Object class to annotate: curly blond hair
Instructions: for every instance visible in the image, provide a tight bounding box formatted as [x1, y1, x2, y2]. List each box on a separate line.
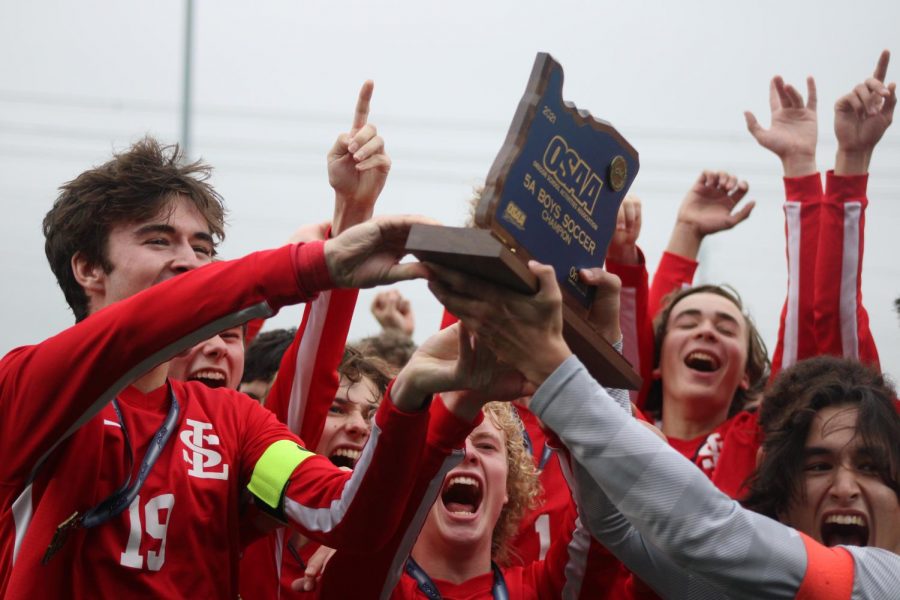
[482, 402, 541, 565]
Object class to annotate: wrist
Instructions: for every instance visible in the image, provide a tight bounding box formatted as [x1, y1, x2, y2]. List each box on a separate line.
[606, 244, 640, 265]
[440, 391, 485, 422]
[330, 193, 375, 235]
[780, 154, 817, 178]
[666, 221, 702, 261]
[528, 343, 572, 385]
[389, 371, 432, 412]
[834, 149, 871, 175]
[599, 324, 622, 347]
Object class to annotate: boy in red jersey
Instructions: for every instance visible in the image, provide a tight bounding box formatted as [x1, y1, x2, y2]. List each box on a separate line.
[0, 128, 460, 598]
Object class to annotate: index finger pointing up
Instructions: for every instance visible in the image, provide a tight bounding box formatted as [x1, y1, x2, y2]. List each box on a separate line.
[873, 49, 890, 82]
[352, 80, 374, 133]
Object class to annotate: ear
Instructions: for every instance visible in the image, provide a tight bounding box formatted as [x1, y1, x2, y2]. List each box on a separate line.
[503, 492, 509, 506]
[755, 446, 764, 469]
[651, 367, 662, 380]
[739, 371, 751, 391]
[71, 251, 106, 296]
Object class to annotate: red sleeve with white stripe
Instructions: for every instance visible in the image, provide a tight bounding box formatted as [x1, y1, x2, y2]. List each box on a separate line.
[606, 249, 652, 409]
[771, 173, 823, 378]
[241, 382, 432, 552]
[264, 288, 359, 447]
[813, 171, 880, 368]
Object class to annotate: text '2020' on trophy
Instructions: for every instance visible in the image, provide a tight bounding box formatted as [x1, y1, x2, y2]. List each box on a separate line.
[407, 52, 641, 389]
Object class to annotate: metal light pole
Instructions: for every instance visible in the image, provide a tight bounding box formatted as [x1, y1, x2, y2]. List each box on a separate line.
[180, 0, 194, 158]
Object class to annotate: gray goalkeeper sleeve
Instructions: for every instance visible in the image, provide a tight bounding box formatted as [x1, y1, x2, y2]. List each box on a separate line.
[530, 356, 900, 600]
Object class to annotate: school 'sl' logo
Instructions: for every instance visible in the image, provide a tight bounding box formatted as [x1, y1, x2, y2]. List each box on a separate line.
[180, 419, 229, 480]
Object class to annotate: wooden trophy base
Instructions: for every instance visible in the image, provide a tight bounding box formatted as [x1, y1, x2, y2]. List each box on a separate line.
[406, 224, 641, 390]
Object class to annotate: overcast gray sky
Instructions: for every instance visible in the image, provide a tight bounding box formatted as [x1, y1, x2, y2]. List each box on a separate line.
[1, 0, 898, 380]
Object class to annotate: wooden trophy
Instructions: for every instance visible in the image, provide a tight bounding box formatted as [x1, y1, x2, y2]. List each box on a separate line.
[407, 52, 641, 389]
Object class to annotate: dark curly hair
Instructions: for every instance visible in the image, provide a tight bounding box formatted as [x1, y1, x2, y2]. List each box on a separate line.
[338, 344, 394, 399]
[743, 356, 899, 518]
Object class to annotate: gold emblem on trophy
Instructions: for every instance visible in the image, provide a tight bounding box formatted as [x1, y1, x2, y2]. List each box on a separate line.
[609, 155, 628, 192]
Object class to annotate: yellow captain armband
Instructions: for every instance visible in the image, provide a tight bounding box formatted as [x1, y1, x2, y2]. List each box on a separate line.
[248, 440, 314, 510]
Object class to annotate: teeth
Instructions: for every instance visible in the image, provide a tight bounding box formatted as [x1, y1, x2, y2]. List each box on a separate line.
[448, 476, 480, 489]
[193, 370, 225, 381]
[450, 510, 474, 515]
[687, 351, 715, 362]
[825, 514, 866, 527]
[333, 448, 361, 460]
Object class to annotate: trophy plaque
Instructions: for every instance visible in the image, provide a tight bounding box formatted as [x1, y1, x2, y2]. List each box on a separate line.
[407, 52, 641, 389]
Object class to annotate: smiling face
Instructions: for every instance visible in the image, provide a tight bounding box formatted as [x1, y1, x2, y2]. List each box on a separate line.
[316, 375, 381, 469]
[420, 417, 510, 554]
[168, 326, 245, 390]
[781, 405, 900, 552]
[657, 292, 751, 422]
[83, 194, 215, 314]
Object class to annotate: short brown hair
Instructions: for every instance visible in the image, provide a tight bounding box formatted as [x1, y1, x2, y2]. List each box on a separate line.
[645, 284, 770, 418]
[43, 137, 226, 321]
[338, 344, 395, 399]
[743, 356, 900, 517]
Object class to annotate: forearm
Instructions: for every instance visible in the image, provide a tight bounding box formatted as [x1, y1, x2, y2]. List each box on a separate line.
[771, 173, 823, 376]
[278, 390, 429, 550]
[663, 222, 703, 261]
[0, 244, 319, 481]
[331, 193, 375, 235]
[647, 251, 697, 318]
[563, 458, 713, 599]
[814, 171, 879, 368]
[530, 357, 807, 599]
[265, 287, 359, 447]
[834, 149, 870, 176]
[606, 257, 651, 406]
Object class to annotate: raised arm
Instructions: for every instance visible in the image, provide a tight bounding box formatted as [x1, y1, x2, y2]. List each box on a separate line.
[266, 81, 391, 446]
[814, 50, 894, 368]
[648, 172, 753, 318]
[746, 75, 822, 376]
[605, 195, 653, 408]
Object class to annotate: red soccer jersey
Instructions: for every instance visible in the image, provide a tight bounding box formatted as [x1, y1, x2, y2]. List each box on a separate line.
[505, 405, 572, 567]
[240, 285, 360, 599]
[0, 243, 426, 598]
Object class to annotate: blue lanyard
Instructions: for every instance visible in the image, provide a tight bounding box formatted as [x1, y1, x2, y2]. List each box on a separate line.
[521, 426, 553, 470]
[405, 557, 508, 600]
[42, 386, 181, 563]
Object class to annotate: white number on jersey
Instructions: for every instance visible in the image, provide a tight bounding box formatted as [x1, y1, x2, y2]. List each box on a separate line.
[535, 513, 551, 561]
[120, 493, 175, 571]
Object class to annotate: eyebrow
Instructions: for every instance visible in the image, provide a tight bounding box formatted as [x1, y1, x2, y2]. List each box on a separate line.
[133, 223, 215, 246]
[802, 447, 834, 458]
[673, 308, 740, 326]
[470, 430, 503, 444]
